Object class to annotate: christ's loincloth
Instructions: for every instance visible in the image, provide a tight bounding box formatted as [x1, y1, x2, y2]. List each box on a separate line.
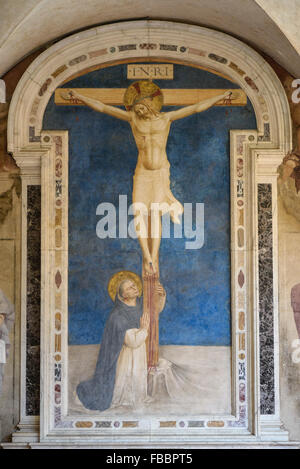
[132, 164, 183, 224]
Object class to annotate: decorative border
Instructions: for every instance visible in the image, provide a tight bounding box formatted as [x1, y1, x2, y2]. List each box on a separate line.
[228, 131, 257, 429]
[40, 133, 70, 431]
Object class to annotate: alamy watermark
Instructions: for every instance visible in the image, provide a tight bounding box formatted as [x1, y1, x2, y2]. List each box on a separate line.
[291, 339, 300, 364]
[291, 79, 300, 104]
[95, 195, 204, 250]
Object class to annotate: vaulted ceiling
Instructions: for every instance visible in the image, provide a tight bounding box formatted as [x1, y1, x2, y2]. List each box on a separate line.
[0, 0, 299, 77]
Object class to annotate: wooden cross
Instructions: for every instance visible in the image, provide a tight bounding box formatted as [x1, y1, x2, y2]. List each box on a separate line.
[55, 86, 246, 369]
[55, 88, 247, 107]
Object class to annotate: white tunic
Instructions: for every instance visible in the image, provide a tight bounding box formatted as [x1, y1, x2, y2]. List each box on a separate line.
[111, 327, 148, 408]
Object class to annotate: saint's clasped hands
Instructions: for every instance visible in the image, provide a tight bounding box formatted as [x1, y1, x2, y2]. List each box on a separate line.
[155, 283, 166, 297]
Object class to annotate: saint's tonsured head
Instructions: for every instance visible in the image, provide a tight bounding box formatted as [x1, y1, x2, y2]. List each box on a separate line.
[118, 279, 139, 301]
[108, 270, 142, 302]
[123, 80, 163, 115]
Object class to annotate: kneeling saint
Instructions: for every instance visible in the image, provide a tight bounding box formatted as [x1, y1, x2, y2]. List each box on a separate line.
[77, 278, 166, 411]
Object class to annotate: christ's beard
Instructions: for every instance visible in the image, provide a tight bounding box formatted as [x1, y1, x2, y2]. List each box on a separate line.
[138, 112, 151, 120]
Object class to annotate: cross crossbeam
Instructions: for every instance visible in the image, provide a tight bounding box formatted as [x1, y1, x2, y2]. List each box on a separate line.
[55, 88, 246, 107]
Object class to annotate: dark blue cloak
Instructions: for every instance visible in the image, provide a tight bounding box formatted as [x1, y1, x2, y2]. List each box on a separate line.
[77, 296, 143, 411]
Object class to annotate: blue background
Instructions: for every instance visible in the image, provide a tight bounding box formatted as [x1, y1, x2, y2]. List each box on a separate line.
[43, 63, 256, 346]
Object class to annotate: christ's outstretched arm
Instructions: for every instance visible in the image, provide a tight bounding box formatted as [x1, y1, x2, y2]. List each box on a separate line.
[167, 90, 237, 121]
[61, 89, 131, 122]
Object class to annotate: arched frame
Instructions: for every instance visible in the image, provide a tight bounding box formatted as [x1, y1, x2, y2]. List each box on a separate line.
[6, 20, 294, 447]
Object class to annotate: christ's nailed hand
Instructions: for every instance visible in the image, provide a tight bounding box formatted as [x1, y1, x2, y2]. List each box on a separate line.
[224, 90, 239, 100]
[60, 89, 77, 100]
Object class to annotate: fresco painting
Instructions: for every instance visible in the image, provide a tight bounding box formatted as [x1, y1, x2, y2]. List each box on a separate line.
[43, 62, 257, 416]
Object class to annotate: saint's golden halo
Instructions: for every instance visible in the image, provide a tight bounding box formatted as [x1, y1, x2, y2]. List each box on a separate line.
[107, 270, 142, 301]
[123, 80, 164, 112]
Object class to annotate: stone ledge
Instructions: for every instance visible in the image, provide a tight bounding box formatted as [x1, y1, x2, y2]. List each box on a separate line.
[1, 441, 300, 449]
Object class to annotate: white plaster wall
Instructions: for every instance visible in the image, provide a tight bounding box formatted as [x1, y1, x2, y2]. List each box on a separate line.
[255, 0, 300, 53]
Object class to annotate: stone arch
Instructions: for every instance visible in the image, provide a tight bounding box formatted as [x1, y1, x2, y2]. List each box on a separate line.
[7, 20, 292, 156]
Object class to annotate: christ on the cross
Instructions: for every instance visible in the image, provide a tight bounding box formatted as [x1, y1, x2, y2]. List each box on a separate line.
[61, 81, 237, 274]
